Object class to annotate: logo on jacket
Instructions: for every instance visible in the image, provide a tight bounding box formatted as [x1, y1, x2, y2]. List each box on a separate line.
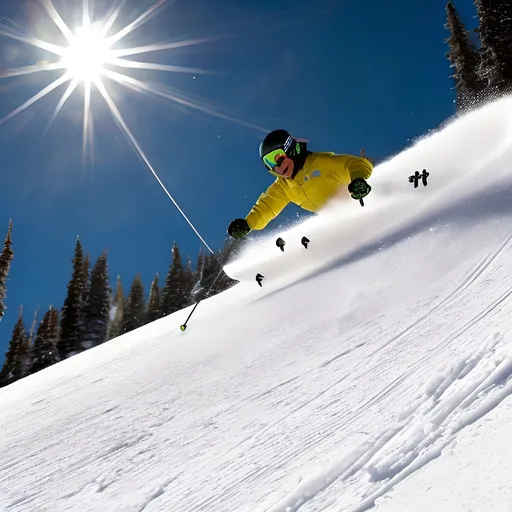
[303, 169, 320, 182]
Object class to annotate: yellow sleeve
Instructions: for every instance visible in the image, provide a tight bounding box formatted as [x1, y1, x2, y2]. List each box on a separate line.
[245, 180, 290, 231]
[313, 153, 373, 184]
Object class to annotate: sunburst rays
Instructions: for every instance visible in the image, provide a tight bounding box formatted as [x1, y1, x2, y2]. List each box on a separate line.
[0, 0, 264, 252]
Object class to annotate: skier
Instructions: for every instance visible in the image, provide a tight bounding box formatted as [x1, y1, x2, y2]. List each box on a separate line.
[227, 129, 374, 239]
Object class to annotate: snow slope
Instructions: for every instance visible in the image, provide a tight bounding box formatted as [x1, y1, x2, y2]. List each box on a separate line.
[2, 95, 512, 512]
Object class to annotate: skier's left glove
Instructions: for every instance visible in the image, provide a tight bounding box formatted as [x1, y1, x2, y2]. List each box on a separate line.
[348, 177, 371, 206]
[228, 218, 251, 239]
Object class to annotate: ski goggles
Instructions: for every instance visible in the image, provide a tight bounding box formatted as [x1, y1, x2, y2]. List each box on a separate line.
[262, 148, 288, 176]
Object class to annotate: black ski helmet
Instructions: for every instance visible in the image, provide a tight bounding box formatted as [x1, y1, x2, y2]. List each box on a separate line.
[259, 129, 308, 176]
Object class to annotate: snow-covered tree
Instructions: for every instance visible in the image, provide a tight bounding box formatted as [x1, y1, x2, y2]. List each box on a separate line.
[445, 1, 486, 109]
[474, 0, 512, 93]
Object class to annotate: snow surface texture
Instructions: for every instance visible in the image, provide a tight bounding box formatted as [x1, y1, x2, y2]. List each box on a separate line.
[2, 95, 512, 512]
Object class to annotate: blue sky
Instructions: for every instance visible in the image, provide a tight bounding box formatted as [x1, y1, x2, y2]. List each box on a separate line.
[0, 0, 478, 361]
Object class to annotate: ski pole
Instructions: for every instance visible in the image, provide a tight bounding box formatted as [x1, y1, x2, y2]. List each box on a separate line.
[180, 267, 227, 331]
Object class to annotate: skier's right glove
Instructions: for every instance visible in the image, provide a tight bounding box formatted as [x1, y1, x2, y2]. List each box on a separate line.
[348, 177, 371, 206]
[228, 218, 251, 239]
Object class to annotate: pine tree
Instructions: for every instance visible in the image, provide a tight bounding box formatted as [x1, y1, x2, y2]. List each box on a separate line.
[0, 311, 29, 386]
[107, 275, 124, 340]
[82, 253, 110, 350]
[0, 219, 14, 321]
[123, 275, 146, 333]
[47, 306, 59, 343]
[445, 2, 486, 109]
[30, 307, 59, 374]
[474, 0, 512, 93]
[57, 238, 85, 359]
[78, 253, 91, 344]
[82, 253, 91, 306]
[146, 273, 161, 323]
[160, 242, 190, 317]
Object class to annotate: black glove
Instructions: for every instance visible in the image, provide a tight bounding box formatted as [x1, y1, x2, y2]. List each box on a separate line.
[348, 177, 371, 206]
[228, 218, 251, 239]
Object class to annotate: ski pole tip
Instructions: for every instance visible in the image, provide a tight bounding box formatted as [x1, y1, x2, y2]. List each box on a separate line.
[180, 324, 187, 331]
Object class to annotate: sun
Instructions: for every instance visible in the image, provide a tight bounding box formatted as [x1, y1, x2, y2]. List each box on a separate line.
[61, 24, 111, 83]
[0, 0, 266, 253]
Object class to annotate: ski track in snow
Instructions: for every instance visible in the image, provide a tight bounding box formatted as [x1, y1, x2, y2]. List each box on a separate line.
[3, 95, 512, 512]
[253, 222, 512, 511]
[263, 332, 512, 512]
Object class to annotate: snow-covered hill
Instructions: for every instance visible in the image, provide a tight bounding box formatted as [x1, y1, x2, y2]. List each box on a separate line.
[2, 95, 512, 512]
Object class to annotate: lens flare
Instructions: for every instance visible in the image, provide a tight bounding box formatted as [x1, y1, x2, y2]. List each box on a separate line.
[0, 0, 267, 253]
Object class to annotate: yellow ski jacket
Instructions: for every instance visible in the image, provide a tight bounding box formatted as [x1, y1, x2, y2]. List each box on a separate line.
[245, 152, 373, 231]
